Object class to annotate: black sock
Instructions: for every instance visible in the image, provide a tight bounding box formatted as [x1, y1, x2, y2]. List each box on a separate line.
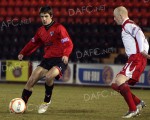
[44, 83, 54, 103]
[21, 89, 32, 104]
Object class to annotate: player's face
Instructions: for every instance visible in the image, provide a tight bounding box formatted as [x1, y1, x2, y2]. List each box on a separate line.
[40, 13, 52, 25]
[113, 11, 122, 25]
[114, 14, 121, 25]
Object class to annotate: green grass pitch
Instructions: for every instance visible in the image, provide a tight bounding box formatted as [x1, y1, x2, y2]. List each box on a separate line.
[0, 83, 149, 120]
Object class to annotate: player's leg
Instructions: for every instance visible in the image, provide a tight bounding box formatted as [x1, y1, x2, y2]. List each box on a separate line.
[44, 66, 60, 103]
[127, 79, 141, 105]
[112, 54, 147, 118]
[128, 80, 146, 111]
[38, 66, 60, 113]
[113, 74, 139, 118]
[127, 55, 147, 111]
[111, 81, 141, 106]
[115, 74, 137, 111]
[112, 77, 146, 116]
[22, 66, 48, 104]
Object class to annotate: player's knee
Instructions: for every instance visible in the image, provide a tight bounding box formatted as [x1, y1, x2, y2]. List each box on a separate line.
[45, 73, 53, 80]
[45, 79, 54, 86]
[113, 76, 121, 86]
[45, 74, 54, 84]
[114, 74, 128, 86]
[115, 79, 122, 86]
[115, 78, 127, 86]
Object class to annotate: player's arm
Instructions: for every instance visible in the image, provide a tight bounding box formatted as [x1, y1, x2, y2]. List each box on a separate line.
[125, 24, 150, 59]
[58, 25, 73, 64]
[135, 30, 150, 59]
[18, 31, 43, 60]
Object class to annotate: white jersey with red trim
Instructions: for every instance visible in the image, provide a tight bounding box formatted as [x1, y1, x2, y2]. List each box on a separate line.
[121, 19, 149, 57]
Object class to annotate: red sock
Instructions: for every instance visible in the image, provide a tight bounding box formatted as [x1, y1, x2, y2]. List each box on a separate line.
[132, 94, 141, 105]
[111, 83, 141, 106]
[111, 83, 119, 92]
[119, 83, 136, 111]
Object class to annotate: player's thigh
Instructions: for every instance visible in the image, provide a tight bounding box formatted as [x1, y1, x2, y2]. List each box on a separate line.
[45, 66, 60, 85]
[45, 66, 60, 80]
[114, 74, 129, 86]
[27, 66, 48, 86]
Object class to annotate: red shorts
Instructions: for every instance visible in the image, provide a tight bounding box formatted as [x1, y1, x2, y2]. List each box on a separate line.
[118, 53, 147, 85]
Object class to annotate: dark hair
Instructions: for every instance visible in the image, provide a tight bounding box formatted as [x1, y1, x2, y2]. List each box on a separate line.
[39, 6, 53, 17]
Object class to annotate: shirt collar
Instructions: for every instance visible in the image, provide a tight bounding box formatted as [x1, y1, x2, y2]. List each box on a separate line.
[44, 21, 55, 30]
[122, 18, 129, 25]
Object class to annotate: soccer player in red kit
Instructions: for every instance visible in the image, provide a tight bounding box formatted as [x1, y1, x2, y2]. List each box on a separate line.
[18, 6, 73, 113]
[112, 6, 150, 118]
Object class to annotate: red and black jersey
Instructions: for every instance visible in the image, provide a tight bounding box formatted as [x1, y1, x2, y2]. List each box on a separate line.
[19, 21, 73, 58]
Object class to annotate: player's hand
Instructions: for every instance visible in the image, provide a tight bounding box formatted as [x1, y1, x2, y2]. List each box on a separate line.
[141, 51, 150, 59]
[146, 54, 150, 59]
[62, 56, 68, 64]
[18, 54, 24, 61]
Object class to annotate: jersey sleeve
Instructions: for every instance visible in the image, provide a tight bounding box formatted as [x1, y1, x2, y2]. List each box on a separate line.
[125, 23, 148, 53]
[57, 25, 73, 57]
[19, 30, 43, 56]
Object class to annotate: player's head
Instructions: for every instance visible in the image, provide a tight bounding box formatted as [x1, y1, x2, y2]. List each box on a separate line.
[39, 6, 53, 25]
[113, 6, 128, 25]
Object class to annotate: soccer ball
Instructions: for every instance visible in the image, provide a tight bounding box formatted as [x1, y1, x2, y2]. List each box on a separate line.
[9, 98, 26, 113]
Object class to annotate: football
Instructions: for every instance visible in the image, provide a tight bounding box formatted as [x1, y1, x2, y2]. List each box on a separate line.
[9, 98, 26, 114]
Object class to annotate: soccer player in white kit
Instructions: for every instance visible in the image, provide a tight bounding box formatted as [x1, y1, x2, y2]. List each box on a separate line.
[111, 6, 150, 118]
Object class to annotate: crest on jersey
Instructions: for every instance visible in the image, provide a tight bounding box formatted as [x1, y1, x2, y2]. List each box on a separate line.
[50, 31, 54, 36]
[31, 37, 35, 42]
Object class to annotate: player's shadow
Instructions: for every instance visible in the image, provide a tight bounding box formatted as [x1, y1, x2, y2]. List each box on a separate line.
[52, 109, 98, 114]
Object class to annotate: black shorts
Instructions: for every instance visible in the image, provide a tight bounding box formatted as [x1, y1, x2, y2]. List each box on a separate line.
[38, 57, 67, 80]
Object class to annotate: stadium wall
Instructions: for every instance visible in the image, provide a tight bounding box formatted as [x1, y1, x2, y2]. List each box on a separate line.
[0, 61, 150, 88]
[76, 64, 150, 88]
